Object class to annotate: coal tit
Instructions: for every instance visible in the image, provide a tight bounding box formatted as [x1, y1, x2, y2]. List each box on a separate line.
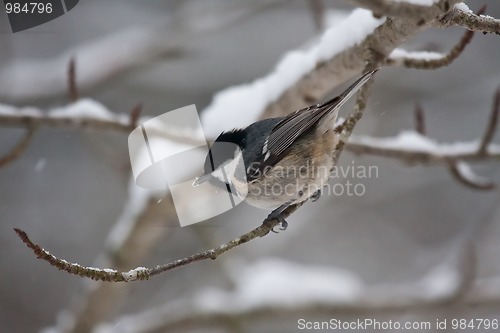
[194, 70, 377, 229]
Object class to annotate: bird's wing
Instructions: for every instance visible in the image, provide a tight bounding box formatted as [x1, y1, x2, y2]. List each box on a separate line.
[261, 69, 377, 168]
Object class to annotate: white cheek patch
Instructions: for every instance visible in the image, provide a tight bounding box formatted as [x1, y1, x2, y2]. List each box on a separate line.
[212, 151, 244, 183]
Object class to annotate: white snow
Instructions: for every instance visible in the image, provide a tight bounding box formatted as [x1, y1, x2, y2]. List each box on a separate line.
[201, 9, 384, 137]
[94, 257, 485, 333]
[351, 130, 500, 156]
[0, 27, 174, 100]
[0, 98, 131, 124]
[0, 103, 42, 116]
[122, 267, 147, 281]
[455, 161, 491, 185]
[49, 99, 123, 121]
[390, 48, 444, 61]
[195, 258, 363, 312]
[389, 0, 437, 5]
[454, 2, 471, 13]
[416, 264, 460, 298]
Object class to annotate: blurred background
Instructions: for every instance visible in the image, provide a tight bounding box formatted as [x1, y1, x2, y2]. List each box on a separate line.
[1, 1, 500, 332]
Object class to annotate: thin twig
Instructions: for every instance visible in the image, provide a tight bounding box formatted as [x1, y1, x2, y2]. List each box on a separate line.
[479, 89, 500, 155]
[1, 0, 289, 102]
[411, 99, 494, 190]
[261, 0, 462, 119]
[387, 27, 474, 69]
[414, 102, 426, 135]
[448, 162, 495, 190]
[307, 0, 325, 31]
[129, 103, 143, 129]
[350, 0, 453, 22]
[0, 127, 36, 168]
[0, 107, 133, 132]
[2, 100, 499, 171]
[347, 90, 500, 190]
[346, 138, 500, 163]
[68, 57, 79, 102]
[13, 204, 303, 282]
[66, 196, 176, 333]
[0, 102, 204, 146]
[100, 275, 500, 333]
[13, 67, 380, 282]
[438, 5, 500, 34]
[346, 88, 500, 166]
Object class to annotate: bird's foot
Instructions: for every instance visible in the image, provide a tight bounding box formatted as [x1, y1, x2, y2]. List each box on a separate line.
[311, 190, 321, 202]
[266, 209, 288, 233]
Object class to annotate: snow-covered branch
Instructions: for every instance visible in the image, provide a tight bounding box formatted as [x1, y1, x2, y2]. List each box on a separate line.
[438, 3, 500, 33]
[351, 0, 452, 22]
[0, 0, 287, 102]
[254, 0, 463, 120]
[387, 22, 476, 69]
[5, 1, 500, 332]
[14, 203, 305, 283]
[347, 89, 500, 189]
[348, 132, 500, 164]
[93, 254, 497, 333]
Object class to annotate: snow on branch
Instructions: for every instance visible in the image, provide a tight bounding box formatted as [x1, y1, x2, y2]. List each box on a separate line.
[350, 0, 447, 22]
[13, 203, 304, 282]
[0, 0, 286, 102]
[438, 3, 500, 34]
[11, 62, 380, 283]
[5, 3, 500, 332]
[0, 27, 182, 102]
[348, 131, 500, 163]
[258, 0, 463, 120]
[387, 17, 478, 70]
[201, 8, 384, 136]
[347, 89, 500, 189]
[93, 255, 497, 333]
[0, 99, 204, 148]
[201, 0, 466, 135]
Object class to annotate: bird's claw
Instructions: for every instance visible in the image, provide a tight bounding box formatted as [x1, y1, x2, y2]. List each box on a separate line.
[268, 212, 288, 233]
[311, 190, 321, 202]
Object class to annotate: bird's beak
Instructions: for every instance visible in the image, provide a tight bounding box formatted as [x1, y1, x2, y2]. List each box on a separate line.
[192, 174, 211, 187]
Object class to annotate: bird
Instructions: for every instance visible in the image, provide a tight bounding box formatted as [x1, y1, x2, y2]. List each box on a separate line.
[193, 69, 378, 230]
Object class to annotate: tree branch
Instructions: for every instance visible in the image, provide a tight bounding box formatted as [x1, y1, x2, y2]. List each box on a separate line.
[448, 162, 495, 190]
[0, 0, 288, 102]
[68, 57, 79, 102]
[414, 103, 426, 135]
[0, 101, 205, 147]
[13, 203, 304, 282]
[479, 89, 500, 155]
[0, 126, 36, 168]
[347, 89, 500, 168]
[100, 276, 500, 333]
[350, 0, 454, 22]
[260, 0, 462, 119]
[386, 25, 475, 69]
[438, 5, 500, 34]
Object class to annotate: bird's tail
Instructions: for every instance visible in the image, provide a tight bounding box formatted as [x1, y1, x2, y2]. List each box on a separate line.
[319, 68, 379, 110]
